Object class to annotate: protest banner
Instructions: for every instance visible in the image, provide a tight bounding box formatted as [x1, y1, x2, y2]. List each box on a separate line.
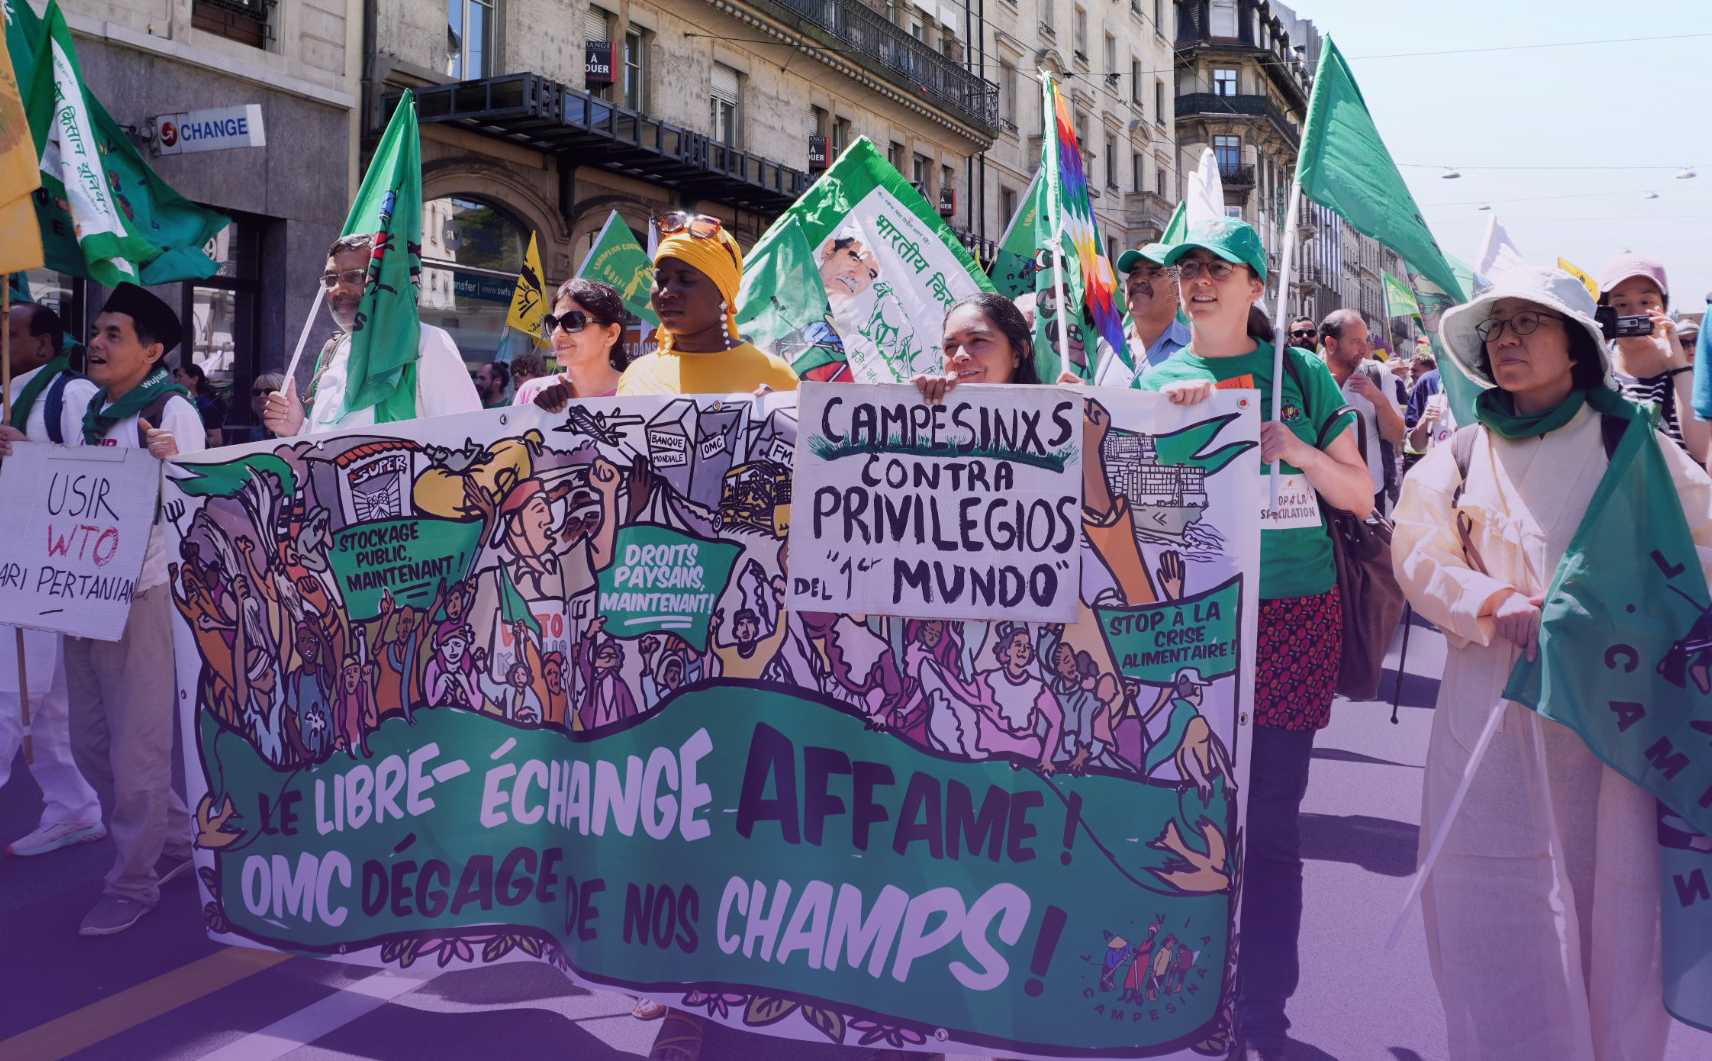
[0, 444, 158, 639]
[165, 388, 1261, 1058]
[739, 138, 993, 385]
[790, 382, 1083, 623]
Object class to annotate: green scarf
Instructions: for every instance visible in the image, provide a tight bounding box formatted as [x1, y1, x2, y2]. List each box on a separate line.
[1473, 384, 1641, 439]
[7, 354, 71, 432]
[82, 364, 191, 445]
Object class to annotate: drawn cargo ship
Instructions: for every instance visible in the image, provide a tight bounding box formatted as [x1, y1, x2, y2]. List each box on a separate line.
[1102, 432, 1209, 540]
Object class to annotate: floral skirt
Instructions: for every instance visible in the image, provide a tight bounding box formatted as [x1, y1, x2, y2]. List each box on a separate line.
[1254, 585, 1341, 731]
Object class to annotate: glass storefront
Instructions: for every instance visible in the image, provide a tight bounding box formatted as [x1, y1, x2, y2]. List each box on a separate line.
[420, 196, 528, 370]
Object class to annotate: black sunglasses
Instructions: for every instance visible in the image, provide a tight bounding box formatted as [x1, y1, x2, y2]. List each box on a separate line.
[542, 310, 590, 335]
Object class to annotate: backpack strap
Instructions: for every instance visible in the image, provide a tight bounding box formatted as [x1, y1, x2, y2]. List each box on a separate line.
[134, 391, 180, 448]
[42, 370, 72, 445]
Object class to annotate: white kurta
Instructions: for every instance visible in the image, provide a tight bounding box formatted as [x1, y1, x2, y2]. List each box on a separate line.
[301, 323, 481, 434]
[1392, 404, 1712, 1061]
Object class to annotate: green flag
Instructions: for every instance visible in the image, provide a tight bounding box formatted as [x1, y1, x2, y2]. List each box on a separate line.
[1161, 201, 1188, 245]
[8, 0, 227, 284]
[733, 216, 841, 374]
[988, 172, 1044, 300]
[498, 559, 541, 638]
[1296, 37, 1463, 304]
[1501, 393, 1712, 1029]
[1382, 270, 1418, 320]
[338, 91, 421, 423]
[577, 210, 658, 327]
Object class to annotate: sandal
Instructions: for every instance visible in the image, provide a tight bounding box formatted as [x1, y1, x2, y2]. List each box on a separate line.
[632, 997, 668, 1020]
[647, 1009, 705, 1061]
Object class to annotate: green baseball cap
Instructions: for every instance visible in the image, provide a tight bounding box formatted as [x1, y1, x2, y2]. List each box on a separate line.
[1160, 217, 1268, 282]
[1115, 243, 1171, 273]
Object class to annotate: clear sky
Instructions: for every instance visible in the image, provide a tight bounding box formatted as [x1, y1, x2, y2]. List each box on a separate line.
[1287, 0, 1711, 311]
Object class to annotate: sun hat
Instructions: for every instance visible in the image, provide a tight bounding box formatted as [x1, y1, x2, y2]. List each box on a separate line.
[1597, 252, 1669, 299]
[1160, 217, 1268, 282]
[1438, 263, 1610, 387]
[1115, 243, 1171, 273]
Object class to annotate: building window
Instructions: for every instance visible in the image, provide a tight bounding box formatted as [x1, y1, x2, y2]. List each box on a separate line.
[1131, 58, 1143, 105]
[1133, 151, 1143, 192]
[1000, 185, 1017, 222]
[445, 0, 495, 79]
[1074, 113, 1090, 157]
[1106, 134, 1118, 189]
[1210, 0, 1238, 38]
[1001, 61, 1018, 126]
[191, 0, 272, 48]
[912, 153, 931, 191]
[1154, 0, 1163, 29]
[1213, 68, 1237, 96]
[889, 141, 906, 170]
[1041, 0, 1055, 34]
[711, 62, 741, 146]
[420, 196, 529, 370]
[623, 28, 647, 110]
[1157, 165, 1167, 198]
[1155, 78, 1165, 122]
[1073, 6, 1087, 58]
[585, 7, 610, 97]
[1214, 135, 1241, 174]
[833, 116, 851, 155]
[1103, 33, 1116, 77]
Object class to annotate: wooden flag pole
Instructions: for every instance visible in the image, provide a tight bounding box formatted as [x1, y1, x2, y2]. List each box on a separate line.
[1, 279, 32, 765]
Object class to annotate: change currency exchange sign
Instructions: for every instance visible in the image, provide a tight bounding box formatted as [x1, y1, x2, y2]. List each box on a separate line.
[165, 390, 1261, 1059]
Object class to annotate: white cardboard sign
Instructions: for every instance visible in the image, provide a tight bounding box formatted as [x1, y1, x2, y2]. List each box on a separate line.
[0, 444, 159, 640]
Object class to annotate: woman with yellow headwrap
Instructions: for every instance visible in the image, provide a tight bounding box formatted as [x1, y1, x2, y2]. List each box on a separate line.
[617, 213, 800, 397]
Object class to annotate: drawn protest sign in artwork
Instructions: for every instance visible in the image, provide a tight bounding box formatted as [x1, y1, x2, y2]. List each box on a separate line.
[0, 444, 159, 640]
[165, 388, 1260, 1059]
[791, 382, 1084, 623]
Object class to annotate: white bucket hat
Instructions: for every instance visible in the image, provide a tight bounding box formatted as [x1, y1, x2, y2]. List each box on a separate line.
[1439, 263, 1611, 387]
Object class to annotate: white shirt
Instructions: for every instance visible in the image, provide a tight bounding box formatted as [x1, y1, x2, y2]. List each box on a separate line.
[91, 392, 205, 593]
[11, 362, 97, 445]
[1335, 362, 1402, 494]
[302, 323, 481, 434]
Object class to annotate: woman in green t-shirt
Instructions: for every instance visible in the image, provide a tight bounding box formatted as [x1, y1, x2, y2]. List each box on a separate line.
[1136, 217, 1369, 1061]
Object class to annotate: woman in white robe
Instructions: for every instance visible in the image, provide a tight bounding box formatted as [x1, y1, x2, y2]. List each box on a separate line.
[1392, 264, 1712, 1060]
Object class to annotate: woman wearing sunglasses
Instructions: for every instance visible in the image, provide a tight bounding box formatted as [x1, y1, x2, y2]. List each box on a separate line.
[522, 279, 631, 411]
[617, 213, 798, 398]
[1392, 264, 1712, 1060]
[1134, 218, 1370, 1061]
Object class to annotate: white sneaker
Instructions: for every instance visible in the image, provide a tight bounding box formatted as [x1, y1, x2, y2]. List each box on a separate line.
[8, 820, 106, 857]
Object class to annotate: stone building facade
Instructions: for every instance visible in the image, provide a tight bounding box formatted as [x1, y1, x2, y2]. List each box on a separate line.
[31, 0, 358, 430]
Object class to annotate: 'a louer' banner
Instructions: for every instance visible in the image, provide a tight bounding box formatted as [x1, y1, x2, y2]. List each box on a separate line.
[164, 387, 1260, 1059]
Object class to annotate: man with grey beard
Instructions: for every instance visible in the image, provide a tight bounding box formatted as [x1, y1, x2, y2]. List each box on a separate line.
[262, 234, 480, 435]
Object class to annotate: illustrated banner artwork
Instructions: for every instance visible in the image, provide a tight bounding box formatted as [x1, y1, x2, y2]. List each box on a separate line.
[166, 390, 1260, 1059]
[0, 444, 158, 640]
[790, 383, 1084, 623]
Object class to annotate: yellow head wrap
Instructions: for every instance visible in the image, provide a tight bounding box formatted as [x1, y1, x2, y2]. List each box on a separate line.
[653, 227, 744, 351]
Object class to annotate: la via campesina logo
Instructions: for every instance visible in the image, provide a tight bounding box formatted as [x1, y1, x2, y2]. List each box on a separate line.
[1279, 401, 1305, 425]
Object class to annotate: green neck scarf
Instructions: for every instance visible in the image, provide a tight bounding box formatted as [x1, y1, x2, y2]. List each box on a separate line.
[7, 354, 71, 432]
[1474, 386, 1588, 439]
[82, 364, 191, 445]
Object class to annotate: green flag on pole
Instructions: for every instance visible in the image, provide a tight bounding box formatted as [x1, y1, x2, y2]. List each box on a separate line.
[734, 216, 842, 374]
[497, 559, 542, 638]
[337, 91, 422, 423]
[989, 172, 1045, 300]
[1501, 392, 1712, 1030]
[9, 0, 227, 284]
[1297, 37, 1464, 304]
[1382, 270, 1419, 320]
[577, 210, 658, 327]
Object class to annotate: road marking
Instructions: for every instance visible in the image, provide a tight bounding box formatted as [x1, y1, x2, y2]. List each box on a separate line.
[188, 968, 436, 1061]
[0, 946, 290, 1061]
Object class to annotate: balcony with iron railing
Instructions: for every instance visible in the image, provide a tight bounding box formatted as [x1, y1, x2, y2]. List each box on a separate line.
[1176, 92, 1300, 148]
[1217, 164, 1255, 188]
[734, 0, 1000, 135]
[1124, 190, 1173, 237]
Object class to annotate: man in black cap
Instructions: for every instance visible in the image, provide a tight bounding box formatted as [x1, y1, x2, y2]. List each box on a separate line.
[52, 284, 201, 934]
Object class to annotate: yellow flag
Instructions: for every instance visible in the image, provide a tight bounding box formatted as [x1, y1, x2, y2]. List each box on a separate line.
[1558, 257, 1599, 301]
[505, 232, 548, 338]
[0, 39, 43, 274]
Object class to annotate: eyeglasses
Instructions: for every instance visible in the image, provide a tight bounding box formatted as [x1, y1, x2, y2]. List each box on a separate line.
[1681, 335, 1698, 349]
[542, 310, 590, 335]
[1474, 310, 1564, 343]
[319, 268, 367, 288]
[656, 212, 724, 239]
[252, 387, 273, 396]
[1171, 259, 1238, 282]
[1289, 329, 1317, 341]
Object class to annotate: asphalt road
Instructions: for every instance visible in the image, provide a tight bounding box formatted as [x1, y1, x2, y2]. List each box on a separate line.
[3, 616, 1708, 1061]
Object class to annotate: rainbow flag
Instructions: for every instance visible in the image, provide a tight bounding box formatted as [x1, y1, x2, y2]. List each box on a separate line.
[1037, 72, 1130, 385]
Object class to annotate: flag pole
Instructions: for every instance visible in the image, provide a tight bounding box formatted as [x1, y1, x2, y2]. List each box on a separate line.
[279, 281, 328, 396]
[1267, 181, 1304, 510]
[1, 280, 30, 766]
